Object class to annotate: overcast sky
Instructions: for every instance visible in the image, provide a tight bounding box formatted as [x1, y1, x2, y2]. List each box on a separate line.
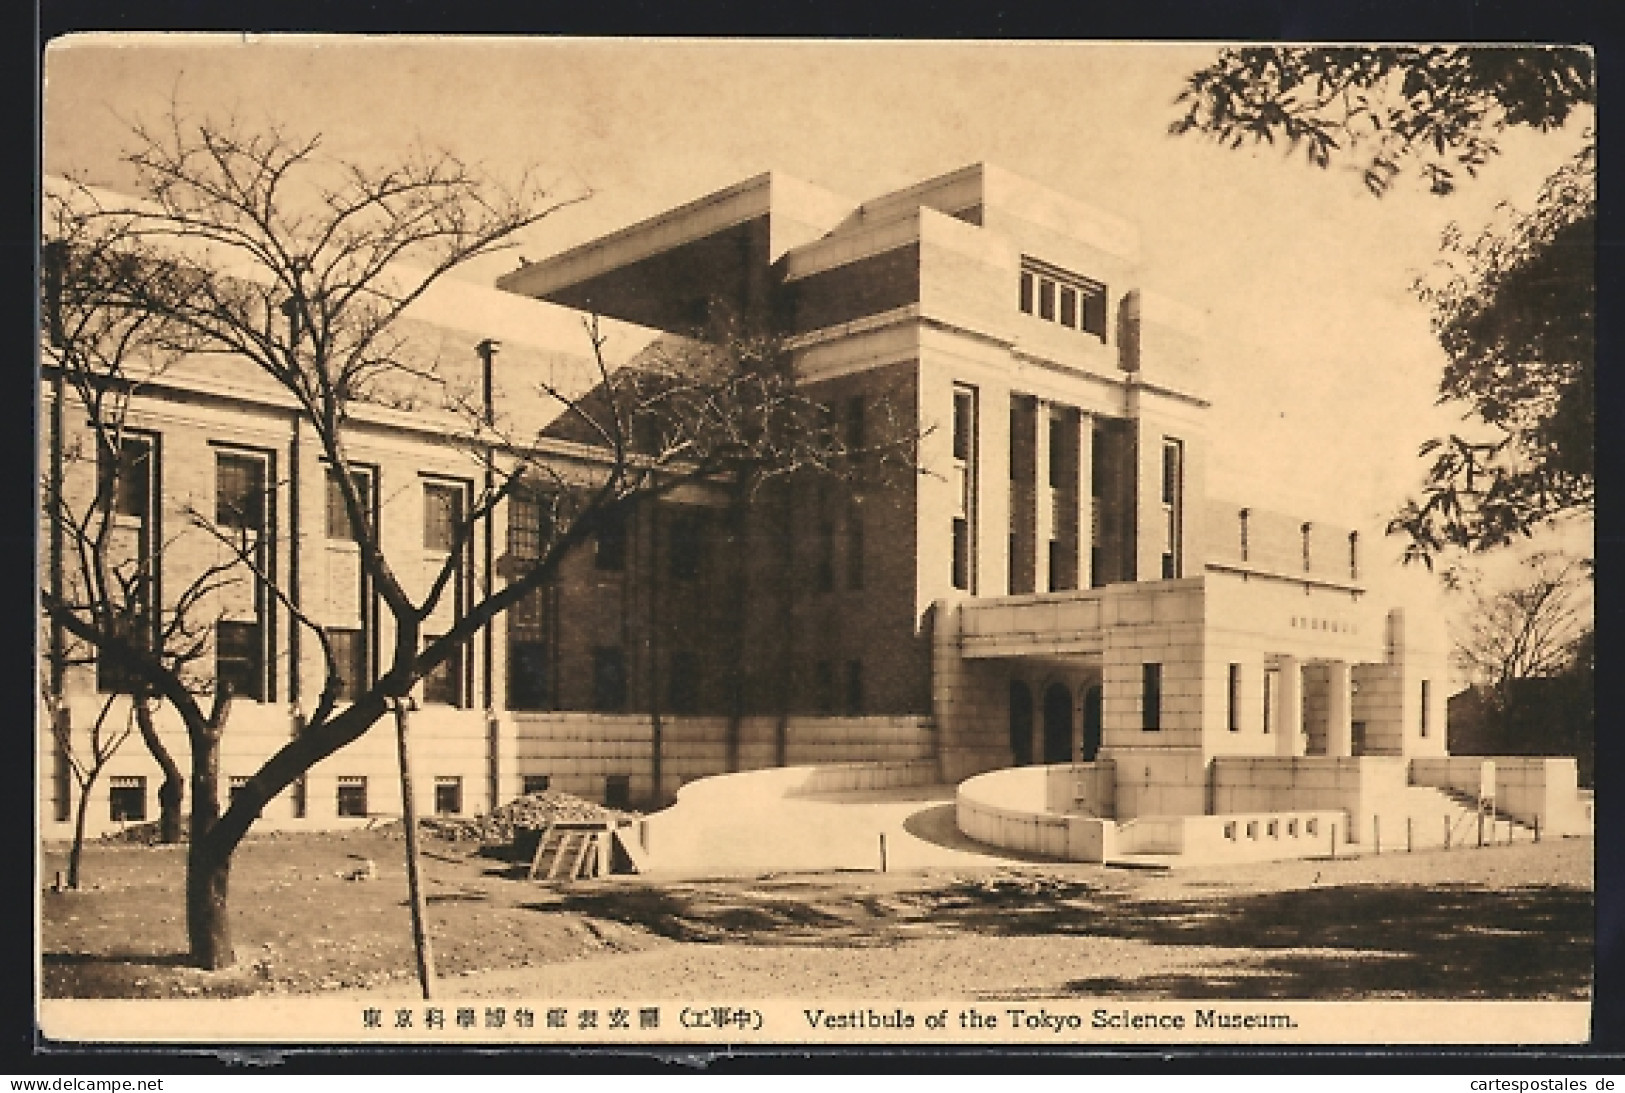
[42, 35, 1593, 584]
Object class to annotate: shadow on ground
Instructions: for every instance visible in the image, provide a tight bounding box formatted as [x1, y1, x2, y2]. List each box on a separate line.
[554, 876, 1591, 999]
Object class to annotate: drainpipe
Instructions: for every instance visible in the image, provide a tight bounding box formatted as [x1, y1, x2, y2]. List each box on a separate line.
[476, 339, 500, 807]
[43, 241, 65, 700]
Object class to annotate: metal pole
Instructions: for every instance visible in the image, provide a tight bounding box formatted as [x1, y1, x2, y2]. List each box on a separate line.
[392, 698, 436, 999]
[1329, 822, 1336, 858]
[1406, 816, 1413, 853]
[1373, 815, 1380, 856]
[879, 832, 888, 873]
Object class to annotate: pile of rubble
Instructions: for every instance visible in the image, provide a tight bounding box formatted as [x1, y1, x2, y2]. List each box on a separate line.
[415, 790, 639, 845]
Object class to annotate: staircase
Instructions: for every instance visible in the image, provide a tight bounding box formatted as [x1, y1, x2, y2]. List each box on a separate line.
[1383, 785, 1538, 850]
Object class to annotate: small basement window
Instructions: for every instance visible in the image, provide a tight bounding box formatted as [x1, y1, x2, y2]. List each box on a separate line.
[434, 776, 463, 816]
[522, 774, 551, 795]
[108, 775, 146, 822]
[604, 775, 631, 810]
[336, 776, 368, 818]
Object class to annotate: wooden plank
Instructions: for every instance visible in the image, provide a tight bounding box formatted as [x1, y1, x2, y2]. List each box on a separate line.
[568, 829, 593, 880]
[526, 822, 556, 881]
[546, 832, 577, 880]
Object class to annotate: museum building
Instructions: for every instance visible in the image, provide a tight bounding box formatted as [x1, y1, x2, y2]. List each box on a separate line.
[42, 164, 1587, 860]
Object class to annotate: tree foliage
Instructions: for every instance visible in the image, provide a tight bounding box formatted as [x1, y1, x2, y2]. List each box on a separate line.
[1170, 46, 1594, 195]
[1390, 143, 1594, 560]
[1172, 46, 1595, 563]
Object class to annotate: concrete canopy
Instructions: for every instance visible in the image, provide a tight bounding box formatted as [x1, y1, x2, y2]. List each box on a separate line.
[496, 171, 852, 335]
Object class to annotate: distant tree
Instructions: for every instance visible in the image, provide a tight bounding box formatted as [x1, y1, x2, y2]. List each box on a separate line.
[1445, 553, 1592, 777]
[1170, 46, 1593, 196]
[1450, 552, 1591, 716]
[1170, 47, 1595, 562]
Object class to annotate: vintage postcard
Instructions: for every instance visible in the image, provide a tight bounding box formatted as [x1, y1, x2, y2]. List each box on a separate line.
[37, 36, 1595, 1048]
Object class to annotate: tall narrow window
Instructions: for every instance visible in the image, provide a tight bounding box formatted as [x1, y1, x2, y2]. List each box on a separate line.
[326, 627, 367, 702]
[1239, 508, 1250, 562]
[1228, 664, 1241, 732]
[508, 488, 552, 560]
[813, 661, 835, 715]
[1420, 679, 1432, 738]
[1301, 522, 1313, 572]
[668, 510, 703, 580]
[216, 619, 265, 701]
[423, 481, 465, 553]
[215, 452, 266, 531]
[97, 433, 158, 694]
[507, 490, 553, 712]
[595, 507, 627, 571]
[812, 487, 838, 591]
[845, 502, 864, 591]
[326, 466, 374, 541]
[1019, 269, 1035, 314]
[843, 395, 865, 462]
[1348, 531, 1360, 580]
[592, 647, 626, 712]
[101, 434, 154, 520]
[1161, 439, 1183, 579]
[1263, 669, 1275, 734]
[1142, 663, 1162, 732]
[951, 385, 977, 591]
[423, 635, 466, 707]
[669, 650, 700, 714]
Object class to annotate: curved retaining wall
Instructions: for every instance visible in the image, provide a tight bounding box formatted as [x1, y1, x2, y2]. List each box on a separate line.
[955, 766, 1115, 862]
[637, 760, 939, 875]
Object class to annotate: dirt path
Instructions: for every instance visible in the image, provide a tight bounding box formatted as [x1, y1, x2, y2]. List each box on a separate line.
[358, 837, 1594, 1002]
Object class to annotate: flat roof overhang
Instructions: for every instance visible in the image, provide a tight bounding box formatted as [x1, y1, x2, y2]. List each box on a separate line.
[497, 172, 851, 336]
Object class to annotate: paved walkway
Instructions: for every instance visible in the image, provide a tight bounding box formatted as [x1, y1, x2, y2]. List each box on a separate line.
[637, 768, 1055, 878]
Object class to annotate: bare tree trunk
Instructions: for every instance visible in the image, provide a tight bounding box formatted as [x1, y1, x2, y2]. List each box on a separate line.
[67, 776, 95, 891]
[186, 699, 232, 970]
[392, 699, 436, 999]
[185, 842, 233, 970]
[134, 697, 185, 844]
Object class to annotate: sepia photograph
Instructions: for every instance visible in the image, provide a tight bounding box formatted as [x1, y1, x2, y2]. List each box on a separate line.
[36, 36, 1596, 1047]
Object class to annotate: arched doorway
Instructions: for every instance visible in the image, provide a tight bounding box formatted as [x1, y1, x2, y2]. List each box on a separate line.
[1008, 681, 1034, 766]
[1081, 684, 1103, 762]
[1042, 683, 1073, 764]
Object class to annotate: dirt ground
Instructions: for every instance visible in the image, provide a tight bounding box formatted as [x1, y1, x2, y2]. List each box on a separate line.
[40, 830, 1593, 1001]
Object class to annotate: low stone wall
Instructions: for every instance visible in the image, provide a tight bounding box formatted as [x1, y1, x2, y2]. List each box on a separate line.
[1410, 755, 1495, 801]
[790, 759, 938, 795]
[1212, 755, 1407, 844]
[42, 699, 935, 840]
[955, 767, 1115, 862]
[1116, 811, 1346, 862]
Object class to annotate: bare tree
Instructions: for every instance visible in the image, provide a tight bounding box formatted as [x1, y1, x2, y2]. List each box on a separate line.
[43, 110, 915, 972]
[42, 199, 231, 847]
[1450, 552, 1592, 715]
[44, 686, 132, 890]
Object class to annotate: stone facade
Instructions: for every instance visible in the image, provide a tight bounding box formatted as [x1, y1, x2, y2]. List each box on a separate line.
[45, 162, 1521, 856]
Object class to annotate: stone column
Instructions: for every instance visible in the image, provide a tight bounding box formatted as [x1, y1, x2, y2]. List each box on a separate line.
[1275, 655, 1304, 757]
[1326, 659, 1353, 758]
[1035, 401, 1054, 592]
